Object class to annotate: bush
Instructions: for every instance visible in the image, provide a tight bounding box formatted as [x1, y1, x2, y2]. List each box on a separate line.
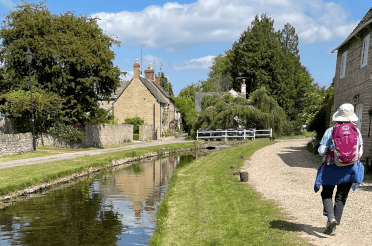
[87, 108, 117, 125]
[124, 117, 144, 134]
[48, 123, 86, 145]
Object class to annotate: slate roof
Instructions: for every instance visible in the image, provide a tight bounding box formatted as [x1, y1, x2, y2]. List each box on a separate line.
[332, 7, 372, 53]
[112, 76, 171, 104]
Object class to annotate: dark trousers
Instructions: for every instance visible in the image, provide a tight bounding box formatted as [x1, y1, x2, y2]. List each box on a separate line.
[321, 182, 352, 225]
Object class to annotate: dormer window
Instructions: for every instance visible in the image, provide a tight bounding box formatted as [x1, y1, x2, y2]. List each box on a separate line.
[340, 51, 347, 79]
[361, 34, 370, 68]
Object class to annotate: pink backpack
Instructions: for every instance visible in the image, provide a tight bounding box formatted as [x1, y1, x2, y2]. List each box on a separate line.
[324, 123, 360, 169]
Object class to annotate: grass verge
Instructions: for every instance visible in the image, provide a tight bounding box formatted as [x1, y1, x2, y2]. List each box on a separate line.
[149, 140, 313, 246]
[0, 151, 60, 163]
[275, 132, 314, 140]
[0, 142, 195, 196]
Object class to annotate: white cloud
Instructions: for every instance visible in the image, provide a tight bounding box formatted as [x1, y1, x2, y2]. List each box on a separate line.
[92, 0, 358, 49]
[172, 55, 216, 70]
[0, 0, 14, 9]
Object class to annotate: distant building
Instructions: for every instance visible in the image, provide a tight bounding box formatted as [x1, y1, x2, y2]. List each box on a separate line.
[102, 60, 180, 139]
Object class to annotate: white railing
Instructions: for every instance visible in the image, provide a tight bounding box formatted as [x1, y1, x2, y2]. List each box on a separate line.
[196, 128, 272, 141]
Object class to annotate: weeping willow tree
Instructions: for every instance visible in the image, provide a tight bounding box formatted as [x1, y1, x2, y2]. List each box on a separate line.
[190, 87, 289, 138]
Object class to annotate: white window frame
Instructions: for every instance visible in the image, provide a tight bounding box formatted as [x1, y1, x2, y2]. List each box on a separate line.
[340, 51, 347, 79]
[361, 34, 370, 68]
[355, 103, 363, 132]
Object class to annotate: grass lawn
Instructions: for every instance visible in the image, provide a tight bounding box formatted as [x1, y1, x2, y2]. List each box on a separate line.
[0, 142, 195, 196]
[149, 140, 313, 246]
[0, 151, 59, 163]
[0, 142, 136, 163]
[275, 132, 314, 140]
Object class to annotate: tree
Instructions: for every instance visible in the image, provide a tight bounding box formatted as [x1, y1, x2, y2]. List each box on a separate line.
[0, 2, 123, 124]
[159, 72, 174, 96]
[279, 23, 300, 59]
[190, 87, 289, 138]
[0, 88, 65, 134]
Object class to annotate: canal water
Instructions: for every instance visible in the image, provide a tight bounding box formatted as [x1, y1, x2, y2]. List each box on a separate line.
[0, 153, 200, 245]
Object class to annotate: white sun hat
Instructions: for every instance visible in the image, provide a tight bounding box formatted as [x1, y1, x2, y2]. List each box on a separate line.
[332, 103, 358, 122]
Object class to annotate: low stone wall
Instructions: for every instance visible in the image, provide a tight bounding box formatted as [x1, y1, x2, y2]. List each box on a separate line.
[37, 134, 83, 149]
[85, 124, 133, 147]
[0, 133, 33, 157]
[158, 136, 176, 141]
[139, 124, 153, 141]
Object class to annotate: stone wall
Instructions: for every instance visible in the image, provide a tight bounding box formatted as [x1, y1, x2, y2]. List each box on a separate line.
[37, 134, 83, 149]
[0, 133, 33, 157]
[85, 124, 133, 147]
[0, 118, 15, 134]
[113, 77, 162, 139]
[333, 30, 372, 157]
[139, 124, 153, 141]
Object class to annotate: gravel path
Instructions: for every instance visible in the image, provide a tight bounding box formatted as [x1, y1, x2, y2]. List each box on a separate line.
[241, 139, 372, 246]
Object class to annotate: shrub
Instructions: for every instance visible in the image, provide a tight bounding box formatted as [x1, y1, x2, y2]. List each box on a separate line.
[124, 117, 144, 134]
[48, 123, 86, 145]
[87, 108, 117, 125]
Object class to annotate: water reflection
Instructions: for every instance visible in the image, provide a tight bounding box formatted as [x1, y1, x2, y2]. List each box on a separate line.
[0, 154, 197, 245]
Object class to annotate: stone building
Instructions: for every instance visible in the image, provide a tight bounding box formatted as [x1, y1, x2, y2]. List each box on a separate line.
[108, 59, 179, 139]
[332, 7, 372, 156]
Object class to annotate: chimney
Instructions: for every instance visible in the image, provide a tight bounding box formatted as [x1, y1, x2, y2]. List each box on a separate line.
[133, 59, 140, 79]
[144, 63, 155, 82]
[155, 72, 161, 85]
[241, 78, 246, 98]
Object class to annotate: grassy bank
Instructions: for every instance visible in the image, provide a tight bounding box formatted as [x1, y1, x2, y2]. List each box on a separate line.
[0, 142, 195, 196]
[0, 142, 135, 163]
[149, 141, 313, 246]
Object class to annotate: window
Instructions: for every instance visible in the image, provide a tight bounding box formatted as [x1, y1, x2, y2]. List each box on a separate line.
[355, 103, 363, 132]
[361, 34, 370, 68]
[340, 51, 347, 79]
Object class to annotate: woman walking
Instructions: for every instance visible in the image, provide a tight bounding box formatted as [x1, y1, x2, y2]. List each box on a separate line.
[314, 103, 365, 235]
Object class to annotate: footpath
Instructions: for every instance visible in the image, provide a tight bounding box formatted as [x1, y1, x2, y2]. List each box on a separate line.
[0, 138, 193, 170]
[241, 138, 372, 246]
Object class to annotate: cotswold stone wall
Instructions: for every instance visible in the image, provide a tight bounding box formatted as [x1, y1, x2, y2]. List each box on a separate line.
[139, 124, 153, 141]
[85, 124, 133, 147]
[0, 133, 33, 157]
[37, 134, 83, 149]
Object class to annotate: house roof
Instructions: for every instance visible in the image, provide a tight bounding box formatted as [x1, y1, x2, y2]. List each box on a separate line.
[97, 80, 131, 101]
[332, 7, 372, 53]
[112, 76, 170, 104]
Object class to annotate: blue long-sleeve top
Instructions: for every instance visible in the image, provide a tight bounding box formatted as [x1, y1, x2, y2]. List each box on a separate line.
[314, 126, 365, 193]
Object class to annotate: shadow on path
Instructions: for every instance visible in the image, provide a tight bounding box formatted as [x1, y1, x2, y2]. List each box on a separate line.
[277, 145, 322, 170]
[270, 220, 328, 239]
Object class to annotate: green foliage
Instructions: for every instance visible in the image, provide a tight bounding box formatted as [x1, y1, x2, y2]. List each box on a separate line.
[133, 134, 139, 140]
[206, 14, 313, 121]
[0, 88, 65, 134]
[0, 2, 123, 123]
[190, 87, 289, 138]
[307, 86, 333, 141]
[159, 72, 174, 96]
[124, 116, 144, 134]
[48, 122, 86, 145]
[86, 108, 117, 125]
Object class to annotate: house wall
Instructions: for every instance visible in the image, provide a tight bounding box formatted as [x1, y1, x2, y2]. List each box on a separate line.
[113, 78, 162, 139]
[0, 118, 15, 134]
[333, 31, 372, 157]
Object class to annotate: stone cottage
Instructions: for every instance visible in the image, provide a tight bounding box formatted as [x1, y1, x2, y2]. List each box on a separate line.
[332, 7, 372, 156]
[108, 59, 179, 139]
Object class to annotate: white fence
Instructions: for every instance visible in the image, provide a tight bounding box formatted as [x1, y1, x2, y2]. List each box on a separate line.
[196, 128, 272, 141]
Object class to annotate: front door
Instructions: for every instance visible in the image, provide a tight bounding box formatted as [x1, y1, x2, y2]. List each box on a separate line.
[355, 103, 363, 132]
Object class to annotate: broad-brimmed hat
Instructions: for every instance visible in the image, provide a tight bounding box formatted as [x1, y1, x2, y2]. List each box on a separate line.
[332, 103, 358, 122]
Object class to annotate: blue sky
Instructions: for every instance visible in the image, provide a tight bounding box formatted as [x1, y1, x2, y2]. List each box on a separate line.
[0, 0, 371, 96]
